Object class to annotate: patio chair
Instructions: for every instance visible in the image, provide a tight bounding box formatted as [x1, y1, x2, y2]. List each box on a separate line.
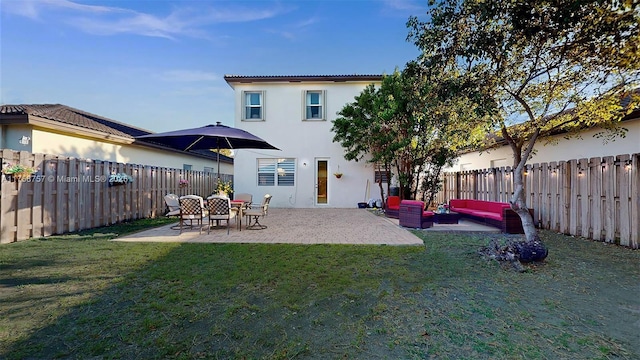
[244, 194, 272, 230]
[206, 195, 237, 235]
[164, 193, 181, 218]
[178, 195, 208, 234]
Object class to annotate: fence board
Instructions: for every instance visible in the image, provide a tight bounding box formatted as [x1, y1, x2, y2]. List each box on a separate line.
[16, 151, 31, 240]
[618, 155, 631, 247]
[590, 158, 603, 240]
[55, 157, 66, 235]
[603, 156, 615, 243]
[631, 154, 639, 248]
[530, 164, 541, 225]
[43, 155, 55, 236]
[578, 158, 589, 238]
[560, 161, 570, 234]
[569, 159, 579, 235]
[32, 153, 44, 238]
[68, 158, 77, 233]
[1, 149, 15, 243]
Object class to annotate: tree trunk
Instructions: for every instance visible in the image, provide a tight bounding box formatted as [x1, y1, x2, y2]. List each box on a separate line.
[511, 167, 548, 262]
[378, 178, 385, 208]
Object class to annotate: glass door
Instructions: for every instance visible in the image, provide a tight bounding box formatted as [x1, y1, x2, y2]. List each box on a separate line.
[316, 159, 328, 205]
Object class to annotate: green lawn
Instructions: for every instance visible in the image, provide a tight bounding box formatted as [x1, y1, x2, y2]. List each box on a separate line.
[1, 219, 638, 359]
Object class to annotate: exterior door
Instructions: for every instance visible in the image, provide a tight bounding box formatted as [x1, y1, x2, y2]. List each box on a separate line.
[316, 159, 328, 205]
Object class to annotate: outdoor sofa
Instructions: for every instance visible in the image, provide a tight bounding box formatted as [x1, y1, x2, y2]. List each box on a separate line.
[448, 199, 530, 234]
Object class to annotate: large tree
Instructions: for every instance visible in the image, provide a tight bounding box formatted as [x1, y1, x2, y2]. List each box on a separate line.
[332, 69, 458, 205]
[408, 0, 640, 261]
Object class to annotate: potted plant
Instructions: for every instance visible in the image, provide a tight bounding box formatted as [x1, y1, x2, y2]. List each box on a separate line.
[334, 166, 343, 179]
[216, 179, 233, 197]
[179, 178, 189, 188]
[2, 162, 38, 181]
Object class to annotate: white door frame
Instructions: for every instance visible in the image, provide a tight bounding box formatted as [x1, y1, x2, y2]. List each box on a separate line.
[315, 158, 329, 206]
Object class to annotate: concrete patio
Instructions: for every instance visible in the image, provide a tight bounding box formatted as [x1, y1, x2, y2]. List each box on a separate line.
[115, 208, 499, 245]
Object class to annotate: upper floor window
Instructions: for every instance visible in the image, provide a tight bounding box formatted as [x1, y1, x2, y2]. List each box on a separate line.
[183, 164, 192, 171]
[243, 91, 264, 120]
[304, 90, 325, 120]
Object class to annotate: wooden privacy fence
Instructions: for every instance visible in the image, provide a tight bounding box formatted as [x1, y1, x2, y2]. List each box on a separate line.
[435, 153, 639, 249]
[1, 150, 232, 243]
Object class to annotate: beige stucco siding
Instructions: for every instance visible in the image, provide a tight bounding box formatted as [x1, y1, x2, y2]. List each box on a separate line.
[30, 128, 232, 173]
[450, 119, 640, 171]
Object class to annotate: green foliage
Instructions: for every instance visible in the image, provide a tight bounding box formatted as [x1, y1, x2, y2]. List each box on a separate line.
[1, 162, 38, 175]
[216, 179, 233, 194]
[407, 0, 639, 240]
[332, 68, 458, 201]
[408, 0, 639, 159]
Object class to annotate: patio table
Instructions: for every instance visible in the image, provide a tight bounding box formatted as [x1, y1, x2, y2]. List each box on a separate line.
[433, 211, 461, 224]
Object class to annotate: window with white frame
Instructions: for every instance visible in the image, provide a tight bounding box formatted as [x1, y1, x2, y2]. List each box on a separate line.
[243, 91, 264, 120]
[304, 90, 325, 120]
[258, 158, 295, 186]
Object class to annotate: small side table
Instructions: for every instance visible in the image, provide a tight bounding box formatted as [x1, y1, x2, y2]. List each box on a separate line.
[433, 211, 461, 224]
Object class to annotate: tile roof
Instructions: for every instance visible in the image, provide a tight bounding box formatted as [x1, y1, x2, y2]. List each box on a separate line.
[0, 104, 151, 138]
[0, 104, 232, 163]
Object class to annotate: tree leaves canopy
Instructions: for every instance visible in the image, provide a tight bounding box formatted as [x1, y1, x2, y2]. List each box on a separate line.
[408, 0, 640, 162]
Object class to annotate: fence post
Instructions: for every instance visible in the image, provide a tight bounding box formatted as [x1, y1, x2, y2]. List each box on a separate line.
[631, 153, 639, 249]
[602, 156, 616, 243]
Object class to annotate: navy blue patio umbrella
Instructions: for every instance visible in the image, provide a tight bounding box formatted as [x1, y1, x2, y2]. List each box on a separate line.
[135, 122, 279, 177]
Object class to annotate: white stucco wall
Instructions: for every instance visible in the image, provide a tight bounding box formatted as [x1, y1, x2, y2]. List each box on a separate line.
[231, 80, 381, 208]
[29, 128, 233, 173]
[449, 118, 640, 171]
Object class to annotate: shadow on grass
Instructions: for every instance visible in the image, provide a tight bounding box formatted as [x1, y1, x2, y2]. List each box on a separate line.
[1, 228, 639, 359]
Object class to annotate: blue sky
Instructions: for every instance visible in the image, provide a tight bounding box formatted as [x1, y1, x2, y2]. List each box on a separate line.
[1, 0, 426, 132]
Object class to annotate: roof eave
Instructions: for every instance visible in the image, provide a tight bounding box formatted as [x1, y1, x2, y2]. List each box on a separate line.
[224, 74, 383, 87]
[26, 115, 136, 144]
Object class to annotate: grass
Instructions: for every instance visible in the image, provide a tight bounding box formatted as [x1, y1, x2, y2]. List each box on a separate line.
[1, 218, 638, 359]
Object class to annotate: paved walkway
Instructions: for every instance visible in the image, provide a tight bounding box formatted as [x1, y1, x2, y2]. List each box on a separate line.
[115, 208, 498, 245]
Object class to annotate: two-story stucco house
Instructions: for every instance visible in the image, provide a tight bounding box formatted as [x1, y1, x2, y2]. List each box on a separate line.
[224, 75, 383, 208]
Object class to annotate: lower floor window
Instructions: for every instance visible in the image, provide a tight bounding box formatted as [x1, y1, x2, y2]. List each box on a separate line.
[258, 158, 295, 186]
[374, 170, 389, 183]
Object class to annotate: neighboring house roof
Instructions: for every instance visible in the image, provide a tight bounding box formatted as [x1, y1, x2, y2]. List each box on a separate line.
[0, 104, 233, 164]
[459, 91, 640, 154]
[224, 74, 383, 85]
[1, 104, 150, 138]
